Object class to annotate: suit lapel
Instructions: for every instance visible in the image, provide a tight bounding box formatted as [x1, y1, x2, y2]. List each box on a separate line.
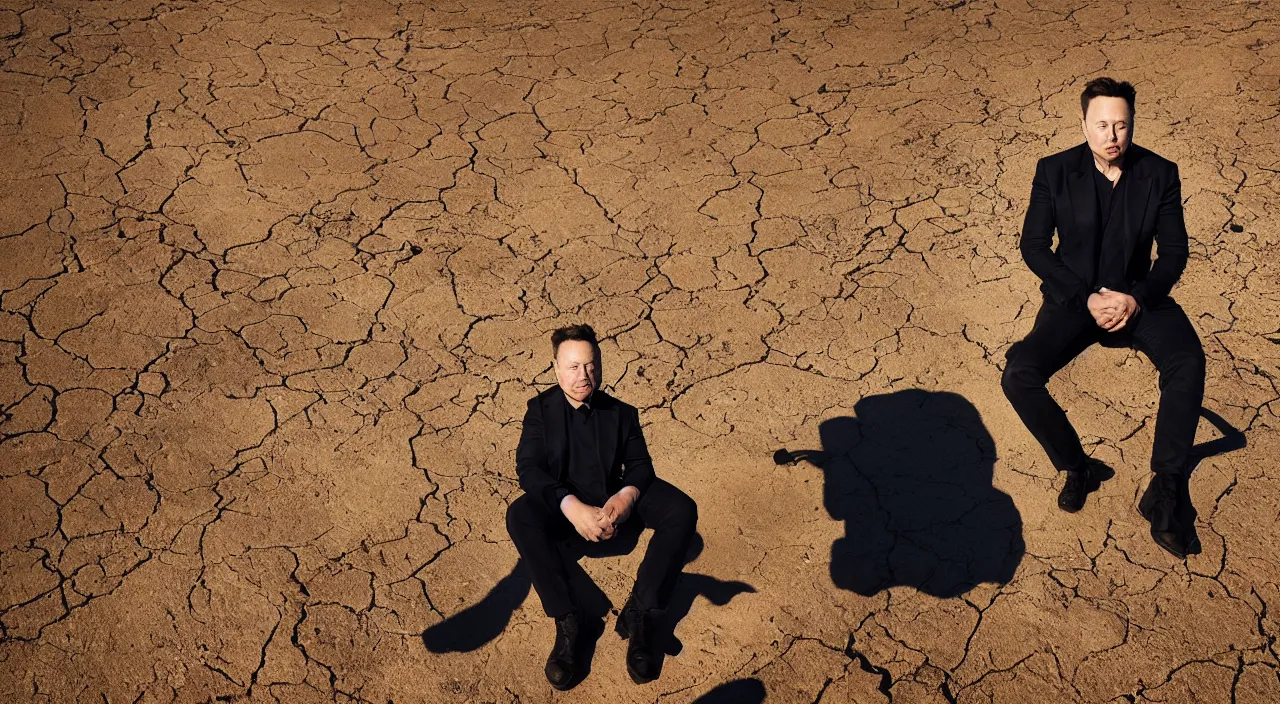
[595, 392, 620, 480]
[1121, 170, 1152, 263]
[542, 389, 569, 479]
[1066, 144, 1098, 245]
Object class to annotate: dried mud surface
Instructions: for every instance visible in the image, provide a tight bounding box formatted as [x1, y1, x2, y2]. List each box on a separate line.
[2, 1, 1279, 702]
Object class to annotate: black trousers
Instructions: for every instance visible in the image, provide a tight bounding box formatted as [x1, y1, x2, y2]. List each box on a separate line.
[1002, 297, 1205, 475]
[506, 478, 698, 618]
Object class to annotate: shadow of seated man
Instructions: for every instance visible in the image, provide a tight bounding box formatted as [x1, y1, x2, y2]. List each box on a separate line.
[422, 531, 755, 681]
[505, 324, 698, 690]
[692, 678, 767, 704]
[777, 389, 1024, 599]
[637, 533, 754, 663]
[1165, 407, 1249, 556]
[421, 559, 533, 654]
[419, 523, 646, 657]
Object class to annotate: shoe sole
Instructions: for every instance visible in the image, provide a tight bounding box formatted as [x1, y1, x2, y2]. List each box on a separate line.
[546, 664, 578, 691]
[626, 667, 655, 685]
[1149, 527, 1187, 559]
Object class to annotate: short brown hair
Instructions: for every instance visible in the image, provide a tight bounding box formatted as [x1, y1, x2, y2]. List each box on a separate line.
[1081, 77, 1136, 117]
[551, 324, 599, 357]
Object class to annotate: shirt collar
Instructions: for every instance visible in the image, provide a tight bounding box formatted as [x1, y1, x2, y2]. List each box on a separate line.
[565, 391, 594, 413]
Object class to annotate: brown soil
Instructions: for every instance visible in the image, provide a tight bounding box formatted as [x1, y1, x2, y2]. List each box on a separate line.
[2, 1, 1278, 702]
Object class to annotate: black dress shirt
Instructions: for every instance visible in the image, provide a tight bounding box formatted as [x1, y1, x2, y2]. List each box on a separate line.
[1093, 166, 1115, 231]
[565, 398, 608, 505]
[1093, 166, 1128, 292]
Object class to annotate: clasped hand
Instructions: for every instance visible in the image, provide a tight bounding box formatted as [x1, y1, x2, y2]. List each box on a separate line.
[561, 487, 639, 542]
[1087, 288, 1139, 332]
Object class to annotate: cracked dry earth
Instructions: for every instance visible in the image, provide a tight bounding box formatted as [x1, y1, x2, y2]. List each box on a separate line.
[1, 0, 1279, 702]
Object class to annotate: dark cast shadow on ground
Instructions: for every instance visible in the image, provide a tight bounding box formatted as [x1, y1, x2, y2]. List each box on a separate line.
[420, 522, 646, 677]
[775, 389, 1024, 598]
[622, 533, 755, 664]
[422, 530, 754, 683]
[693, 677, 767, 703]
[419, 558, 534, 653]
[1173, 407, 1248, 555]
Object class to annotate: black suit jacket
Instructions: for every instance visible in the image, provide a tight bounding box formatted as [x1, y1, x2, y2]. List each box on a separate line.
[515, 387, 656, 510]
[1021, 142, 1189, 312]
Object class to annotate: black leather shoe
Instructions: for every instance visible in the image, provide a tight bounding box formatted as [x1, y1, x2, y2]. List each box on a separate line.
[1057, 467, 1091, 513]
[615, 600, 658, 684]
[545, 611, 581, 690]
[1138, 473, 1188, 559]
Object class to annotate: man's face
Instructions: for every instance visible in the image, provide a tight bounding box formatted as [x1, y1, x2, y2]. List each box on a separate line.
[553, 340, 600, 405]
[1081, 95, 1133, 164]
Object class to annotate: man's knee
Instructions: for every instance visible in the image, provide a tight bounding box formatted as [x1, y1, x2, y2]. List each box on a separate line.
[1158, 344, 1206, 382]
[668, 491, 698, 533]
[647, 482, 698, 533]
[506, 494, 540, 536]
[1001, 362, 1044, 402]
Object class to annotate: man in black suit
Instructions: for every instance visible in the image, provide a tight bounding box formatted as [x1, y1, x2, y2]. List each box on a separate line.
[507, 324, 698, 689]
[1002, 77, 1205, 558]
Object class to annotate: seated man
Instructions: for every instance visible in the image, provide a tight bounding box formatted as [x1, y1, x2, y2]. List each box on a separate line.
[506, 324, 698, 689]
[1002, 77, 1206, 558]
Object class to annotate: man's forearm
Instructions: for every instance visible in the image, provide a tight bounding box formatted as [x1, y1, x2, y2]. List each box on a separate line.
[1023, 244, 1089, 310]
[560, 493, 584, 515]
[1021, 161, 1090, 311]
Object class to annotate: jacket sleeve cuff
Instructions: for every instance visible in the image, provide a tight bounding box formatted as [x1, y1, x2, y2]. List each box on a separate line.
[544, 485, 571, 511]
[1066, 287, 1091, 314]
[621, 473, 654, 496]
